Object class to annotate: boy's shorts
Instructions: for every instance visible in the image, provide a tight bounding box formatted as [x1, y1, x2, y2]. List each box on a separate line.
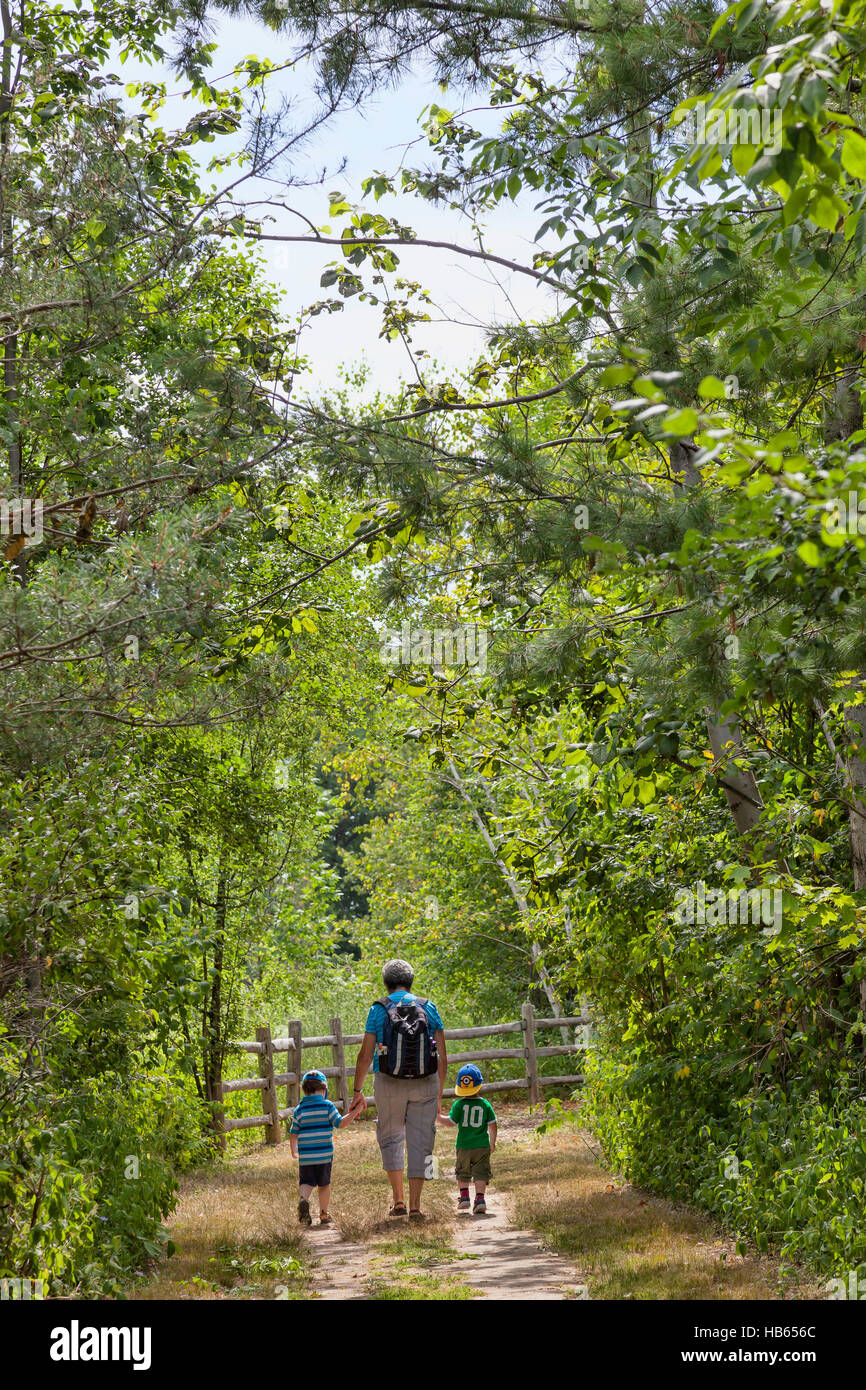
[455, 1147, 491, 1183]
[298, 1161, 332, 1188]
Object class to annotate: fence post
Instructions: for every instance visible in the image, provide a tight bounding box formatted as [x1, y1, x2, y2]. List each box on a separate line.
[257, 1025, 281, 1144]
[522, 1002, 540, 1105]
[331, 1015, 350, 1114]
[213, 1082, 226, 1153]
[287, 1019, 302, 1111]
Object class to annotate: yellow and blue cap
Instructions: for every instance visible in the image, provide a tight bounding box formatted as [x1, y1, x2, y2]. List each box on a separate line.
[455, 1064, 483, 1097]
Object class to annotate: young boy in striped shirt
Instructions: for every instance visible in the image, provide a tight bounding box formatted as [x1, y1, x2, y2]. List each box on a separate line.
[289, 1069, 357, 1226]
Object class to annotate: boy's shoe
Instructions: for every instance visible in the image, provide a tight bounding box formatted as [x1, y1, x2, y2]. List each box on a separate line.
[473, 1195, 487, 1214]
[319, 1212, 332, 1226]
[298, 1198, 312, 1226]
[457, 1195, 471, 1211]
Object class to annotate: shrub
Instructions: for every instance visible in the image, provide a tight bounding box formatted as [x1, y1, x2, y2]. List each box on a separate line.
[582, 1048, 866, 1282]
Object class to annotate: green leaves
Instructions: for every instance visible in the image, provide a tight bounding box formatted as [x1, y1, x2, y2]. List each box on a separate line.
[809, 191, 842, 230]
[841, 131, 866, 180]
[796, 540, 821, 566]
[698, 376, 727, 401]
[663, 408, 699, 436]
[600, 364, 636, 388]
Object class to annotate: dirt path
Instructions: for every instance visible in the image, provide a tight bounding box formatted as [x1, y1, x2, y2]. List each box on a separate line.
[306, 1205, 585, 1301]
[304, 1225, 373, 1301]
[133, 1103, 819, 1301]
[449, 1205, 586, 1299]
[449, 1112, 587, 1299]
[305, 1115, 587, 1301]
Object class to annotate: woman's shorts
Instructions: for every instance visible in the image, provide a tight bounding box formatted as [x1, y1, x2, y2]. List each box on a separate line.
[455, 1147, 491, 1183]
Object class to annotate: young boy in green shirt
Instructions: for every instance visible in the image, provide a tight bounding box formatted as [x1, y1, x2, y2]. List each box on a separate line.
[437, 1064, 497, 1214]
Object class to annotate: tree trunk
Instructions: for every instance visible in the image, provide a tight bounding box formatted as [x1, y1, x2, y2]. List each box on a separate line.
[0, 1, 24, 586]
[845, 699, 866, 894]
[203, 867, 227, 1137]
[669, 438, 778, 859]
[444, 754, 565, 1028]
[621, 43, 772, 862]
[523, 733, 574, 940]
[705, 712, 767, 837]
[825, 370, 866, 1020]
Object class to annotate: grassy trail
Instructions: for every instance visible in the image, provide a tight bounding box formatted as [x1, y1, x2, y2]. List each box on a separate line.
[130, 1104, 821, 1301]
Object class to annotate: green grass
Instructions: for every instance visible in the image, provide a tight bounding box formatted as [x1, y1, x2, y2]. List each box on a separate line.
[364, 1227, 480, 1296]
[366, 1273, 478, 1300]
[375, 1232, 460, 1263]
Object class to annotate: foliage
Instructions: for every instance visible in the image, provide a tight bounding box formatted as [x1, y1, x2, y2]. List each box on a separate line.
[9, 0, 866, 1294]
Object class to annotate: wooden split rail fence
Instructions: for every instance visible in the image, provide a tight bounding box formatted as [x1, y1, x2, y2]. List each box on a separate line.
[218, 1003, 589, 1142]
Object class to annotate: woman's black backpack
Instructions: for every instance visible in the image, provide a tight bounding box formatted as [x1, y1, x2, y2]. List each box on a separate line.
[376, 995, 438, 1078]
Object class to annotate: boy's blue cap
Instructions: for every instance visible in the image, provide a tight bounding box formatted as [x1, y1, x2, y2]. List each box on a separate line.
[302, 1069, 328, 1088]
[456, 1063, 483, 1096]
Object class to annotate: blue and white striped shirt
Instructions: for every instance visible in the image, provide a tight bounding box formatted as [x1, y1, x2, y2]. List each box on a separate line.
[289, 1093, 342, 1161]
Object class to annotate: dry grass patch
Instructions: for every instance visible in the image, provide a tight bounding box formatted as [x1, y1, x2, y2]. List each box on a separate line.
[133, 1102, 813, 1303]
[132, 1118, 464, 1299]
[494, 1120, 823, 1301]
[328, 1119, 456, 1242]
[129, 1142, 309, 1300]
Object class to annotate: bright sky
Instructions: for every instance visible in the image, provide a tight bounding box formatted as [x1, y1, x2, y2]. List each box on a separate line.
[114, 13, 559, 398]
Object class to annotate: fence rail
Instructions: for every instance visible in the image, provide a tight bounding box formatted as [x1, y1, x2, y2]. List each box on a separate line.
[218, 1004, 589, 1139]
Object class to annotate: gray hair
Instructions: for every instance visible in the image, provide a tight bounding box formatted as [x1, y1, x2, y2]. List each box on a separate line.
[382, 958, 415, 991]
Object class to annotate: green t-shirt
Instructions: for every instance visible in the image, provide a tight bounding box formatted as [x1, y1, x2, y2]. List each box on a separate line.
[449, 1096, 497, 1149]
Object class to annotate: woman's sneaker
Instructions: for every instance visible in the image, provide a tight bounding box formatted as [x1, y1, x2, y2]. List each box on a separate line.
[473, 1194, 487, 1214]
[298, 1198, 312, 1226]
